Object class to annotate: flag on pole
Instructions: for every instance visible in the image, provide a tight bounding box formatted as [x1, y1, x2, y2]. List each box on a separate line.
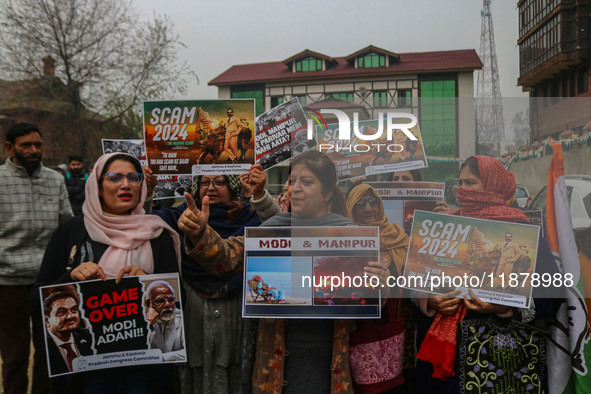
[545, 142, 591, 394]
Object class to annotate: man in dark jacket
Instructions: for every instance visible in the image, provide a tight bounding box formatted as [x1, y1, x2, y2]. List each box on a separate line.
[64, 155, 88, 216]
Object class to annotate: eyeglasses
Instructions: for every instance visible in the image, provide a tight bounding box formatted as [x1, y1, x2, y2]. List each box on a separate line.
[153, 296, 175, 305]
[104, 172, 143, 185]
[199, 179, 227, 189]
[354, 198, 379, 208]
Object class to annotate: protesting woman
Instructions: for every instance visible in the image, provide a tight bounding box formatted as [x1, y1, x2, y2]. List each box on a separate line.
[179, 151, 390, 393]
[412, 155, 562, 393]
[346, 184, 408, 284]
[34, 153, 181, 393]
[153, 172, 263, 393]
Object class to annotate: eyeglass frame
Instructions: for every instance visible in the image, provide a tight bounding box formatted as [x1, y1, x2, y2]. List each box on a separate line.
[199, 179, 228, 189]
[354, 198, 380, 208]
[101, 172, 143, 185]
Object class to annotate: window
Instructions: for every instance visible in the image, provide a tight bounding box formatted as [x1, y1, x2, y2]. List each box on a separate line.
[270, 96, 284, 108]
[398, 89, 412, 107]
[551, 81, 559, 104]
[373, 91, 388, 107]
[358, 53, 386, 68]
[295, 57, 322, 72]
[326, 92, 354, 102]
[231, 87, 264, 116]
[419, 79, 457, 182]
[297, 95, 307, 105]
[577, 69, 588, 94]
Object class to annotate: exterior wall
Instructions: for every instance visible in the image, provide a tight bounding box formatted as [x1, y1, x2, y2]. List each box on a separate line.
[530, 96, 591, 141]
[217, 86, 231, 99]
[509, 144, 591, 197]
[457, 72, 477, 159]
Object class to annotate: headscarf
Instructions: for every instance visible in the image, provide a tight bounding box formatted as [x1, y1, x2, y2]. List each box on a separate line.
[345, 184, 409, 276]
[417, 155, 527, 380]
[451, 155, 528, 222]
[82, 153, 181, 277]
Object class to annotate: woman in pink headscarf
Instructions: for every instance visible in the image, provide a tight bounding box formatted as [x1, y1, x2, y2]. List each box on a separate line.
[35, 153, 181, 393]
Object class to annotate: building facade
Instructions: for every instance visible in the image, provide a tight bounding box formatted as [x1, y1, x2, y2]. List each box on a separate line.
[518, 0, 591, 140]
[210, 45, 482, 186]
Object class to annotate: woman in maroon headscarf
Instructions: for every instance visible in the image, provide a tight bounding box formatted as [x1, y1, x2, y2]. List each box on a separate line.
[411, 155, 562, 393]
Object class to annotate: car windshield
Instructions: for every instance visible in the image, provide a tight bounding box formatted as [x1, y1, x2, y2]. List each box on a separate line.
[530, 186, 574, 212]
[530, 187, 546, 211]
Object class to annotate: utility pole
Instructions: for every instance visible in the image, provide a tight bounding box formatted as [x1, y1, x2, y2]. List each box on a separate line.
[476, 0, 505, 154]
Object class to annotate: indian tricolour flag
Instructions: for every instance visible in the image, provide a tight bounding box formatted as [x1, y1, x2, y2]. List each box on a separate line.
[545, 142, 591, 393]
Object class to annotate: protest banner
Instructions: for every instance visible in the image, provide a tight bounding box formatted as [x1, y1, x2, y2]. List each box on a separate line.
[315, 117, 427, 181]
[101, 139, 191, 200]
[40, 273, 185, 377]
[243, 226, 381, 318]
[369, 181, 445, 232]
[403, 211, 540, 308]
[254, 98, 314, 170]
[143, 100, 255, 175]
[102, 139, 146, 165]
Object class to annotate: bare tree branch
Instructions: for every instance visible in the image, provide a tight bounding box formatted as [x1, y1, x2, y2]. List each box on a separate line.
[0, 0, 196, 152]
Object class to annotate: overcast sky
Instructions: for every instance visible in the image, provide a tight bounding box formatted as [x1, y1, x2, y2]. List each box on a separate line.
[142, 0, 527, 100]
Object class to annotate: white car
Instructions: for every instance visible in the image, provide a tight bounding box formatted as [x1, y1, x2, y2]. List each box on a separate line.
[529, 175, 591, 229]
[514, 184, 531, 207]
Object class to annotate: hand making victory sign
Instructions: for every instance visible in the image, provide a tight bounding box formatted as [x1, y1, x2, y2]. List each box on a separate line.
[178, 192, 210, 243]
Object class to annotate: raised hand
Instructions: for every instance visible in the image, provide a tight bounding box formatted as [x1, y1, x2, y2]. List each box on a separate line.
[178, 192, 210, 243]
[433, 201, 452, 213]
[363, 260, 390, 289]
[247, 164, 267, 200]
[142, 165, 156, 197]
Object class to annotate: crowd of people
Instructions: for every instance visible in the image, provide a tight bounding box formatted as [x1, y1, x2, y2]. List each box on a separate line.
[0, 121, 577, 393]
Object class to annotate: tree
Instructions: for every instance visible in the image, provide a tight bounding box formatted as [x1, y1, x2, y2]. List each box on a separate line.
[0, 0, 195, 156]
[511, 109, 530, 148]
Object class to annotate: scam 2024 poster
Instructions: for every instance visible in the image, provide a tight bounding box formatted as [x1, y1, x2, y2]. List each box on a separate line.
[144, 100, 255, 175]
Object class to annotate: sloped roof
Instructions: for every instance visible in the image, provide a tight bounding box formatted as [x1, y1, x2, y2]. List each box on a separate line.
[210, 48, 483, 86]
[344, 45, 400, 63]
[0, 77, 104, 120]
[282, 49, 337, 67]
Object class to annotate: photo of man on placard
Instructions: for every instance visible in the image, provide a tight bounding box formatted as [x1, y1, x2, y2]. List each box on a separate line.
[43, 291, 93, 375]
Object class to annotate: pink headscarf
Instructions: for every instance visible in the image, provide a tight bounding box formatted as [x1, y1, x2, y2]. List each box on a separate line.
[82, 153, 180, 277]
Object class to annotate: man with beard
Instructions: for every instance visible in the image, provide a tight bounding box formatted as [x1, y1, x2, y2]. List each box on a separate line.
[64, 155, 89, 216]
[0, 122, 72, 393]
[43, 292, 93, 375]
[144, 281, 185, 361]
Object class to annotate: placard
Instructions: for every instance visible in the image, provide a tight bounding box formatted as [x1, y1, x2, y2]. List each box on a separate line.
[369, 181, 445, 232]
[243, 227, 381, 318]
[40, 274, 185, 377]
[403, 211, 540, 308]
[143, 100, 255, 175]
[316, 117, 427, 181]
[101, 139, 191, 200]
[255, 98, 314, 170]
